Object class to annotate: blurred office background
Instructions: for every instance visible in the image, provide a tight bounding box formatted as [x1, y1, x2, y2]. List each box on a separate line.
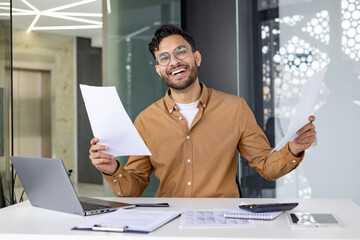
[0, 0, 359, 207]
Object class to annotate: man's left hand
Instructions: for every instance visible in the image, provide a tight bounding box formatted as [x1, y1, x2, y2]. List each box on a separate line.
[289, 115, 317, 156]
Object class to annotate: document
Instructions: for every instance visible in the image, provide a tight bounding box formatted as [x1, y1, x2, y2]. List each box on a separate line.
[80, 84, 151, 156]
[180, 209, 255, 227]
[74, 209, 181, 233]
[270, 67, 327, 155]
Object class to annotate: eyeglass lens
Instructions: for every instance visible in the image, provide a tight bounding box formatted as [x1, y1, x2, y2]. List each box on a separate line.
[157, 46, 190, 66]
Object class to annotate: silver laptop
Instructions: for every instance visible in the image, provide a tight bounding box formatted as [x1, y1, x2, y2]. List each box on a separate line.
[10, 156, 135, 216]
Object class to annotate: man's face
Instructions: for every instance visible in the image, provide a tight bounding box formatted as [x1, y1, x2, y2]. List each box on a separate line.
[154, 34, 201, 90]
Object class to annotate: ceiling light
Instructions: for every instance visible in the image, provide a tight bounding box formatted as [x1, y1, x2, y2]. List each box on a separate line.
[21, 0, 39, 13]
[10, 0, 102, 32]
[42, 13, 102, 25]
[44, 0, 96, 13]
[106, 0, 111, 14]
[32, 25, 102, 30]
[50, 12, 102, 17]
[27, 13, 40, 32]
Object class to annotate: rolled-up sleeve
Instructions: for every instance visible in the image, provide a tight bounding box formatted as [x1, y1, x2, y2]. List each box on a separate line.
[237, 98, 304, 181]
[102, 117, 153, 197]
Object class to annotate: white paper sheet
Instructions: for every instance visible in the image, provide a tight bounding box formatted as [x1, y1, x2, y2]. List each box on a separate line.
[180, 209, 255, 227]
[75, 209, 181, 232]
[270, 67, 327, 155]
[80, 84, 151, 156]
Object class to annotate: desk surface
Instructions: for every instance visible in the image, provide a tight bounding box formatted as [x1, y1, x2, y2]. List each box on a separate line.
[1, 198, 360, 240]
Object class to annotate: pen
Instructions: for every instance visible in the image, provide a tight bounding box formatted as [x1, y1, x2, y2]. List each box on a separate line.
[92, 224, 128, 232]
[135, 202, 169, 207]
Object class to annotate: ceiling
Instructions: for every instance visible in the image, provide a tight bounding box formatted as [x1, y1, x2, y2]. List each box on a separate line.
[0, 0, 103, 46]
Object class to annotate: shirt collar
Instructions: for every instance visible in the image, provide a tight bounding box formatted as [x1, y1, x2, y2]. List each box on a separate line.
[164, 82, 209, 114]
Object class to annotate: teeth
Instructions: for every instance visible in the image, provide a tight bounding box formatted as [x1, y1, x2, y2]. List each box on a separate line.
[172, 68, 185, 75]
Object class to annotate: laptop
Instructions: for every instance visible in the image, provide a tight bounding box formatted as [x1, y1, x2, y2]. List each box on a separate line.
[10, 156, 135, 216]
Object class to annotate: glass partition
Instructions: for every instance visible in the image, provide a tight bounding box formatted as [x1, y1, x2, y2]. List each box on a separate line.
[273, 0, 360, 205]
[10, 0, 79, 202]
[0, 0, 12, 207]
[104, 0, 180, 196]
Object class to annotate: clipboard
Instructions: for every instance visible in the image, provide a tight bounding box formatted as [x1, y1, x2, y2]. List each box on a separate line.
[72, 209, 181, 233]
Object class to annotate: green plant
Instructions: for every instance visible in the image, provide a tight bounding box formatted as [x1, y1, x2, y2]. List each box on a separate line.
[0, 170, 25, 208]
[0, 174, 6, 208]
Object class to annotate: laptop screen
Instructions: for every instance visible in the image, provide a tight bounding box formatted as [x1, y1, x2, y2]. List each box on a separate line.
[10, 156, 134, 215]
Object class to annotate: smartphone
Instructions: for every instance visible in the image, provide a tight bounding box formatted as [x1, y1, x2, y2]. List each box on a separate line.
[288, 212, 341, 227]
[239, 202, 298, 213]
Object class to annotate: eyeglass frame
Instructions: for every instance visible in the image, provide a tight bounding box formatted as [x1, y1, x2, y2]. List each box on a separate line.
[156, 45, 196, 66]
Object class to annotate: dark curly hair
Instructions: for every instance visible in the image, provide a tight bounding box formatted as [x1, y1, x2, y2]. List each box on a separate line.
[148, 24, 196, 59]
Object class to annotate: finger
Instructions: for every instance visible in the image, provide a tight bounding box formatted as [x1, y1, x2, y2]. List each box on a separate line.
[296, 133, 316, 144]
[92, 160, 114, 171]
[297, 123, 315, 135]
[296, 136, 316, 145]
[297, 129, 317, 140]
[90, 137, 99, 145]
[89, 144, 109, 153]
[91, 157, 114, 165]
[296, 129, 316, 140]
[91, 152, 115, 161]
[308, 115, 315, 123]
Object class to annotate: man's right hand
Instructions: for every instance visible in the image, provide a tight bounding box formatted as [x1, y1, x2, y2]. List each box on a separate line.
[89, 137, 119, 176]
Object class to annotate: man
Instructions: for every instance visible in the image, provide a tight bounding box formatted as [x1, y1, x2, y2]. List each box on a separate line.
[89, 24, 316, 198]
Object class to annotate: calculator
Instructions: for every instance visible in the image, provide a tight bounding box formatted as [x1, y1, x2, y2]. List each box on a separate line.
[239, 202, 298, 213]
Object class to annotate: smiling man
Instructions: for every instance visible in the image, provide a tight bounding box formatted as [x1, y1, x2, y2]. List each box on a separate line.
[89, 24, 317, 198]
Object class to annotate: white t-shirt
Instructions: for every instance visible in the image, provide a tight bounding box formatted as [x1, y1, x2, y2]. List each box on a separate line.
[173, 100, 199, 129]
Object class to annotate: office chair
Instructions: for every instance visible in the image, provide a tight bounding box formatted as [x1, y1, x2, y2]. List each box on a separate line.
[236, 174, 243, 197]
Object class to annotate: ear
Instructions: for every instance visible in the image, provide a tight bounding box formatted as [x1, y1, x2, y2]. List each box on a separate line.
[194, 51, 202, 67]
[155, 65, 161, 77]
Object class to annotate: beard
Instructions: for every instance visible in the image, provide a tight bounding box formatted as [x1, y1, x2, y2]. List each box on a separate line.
[160, 61, 199, 90]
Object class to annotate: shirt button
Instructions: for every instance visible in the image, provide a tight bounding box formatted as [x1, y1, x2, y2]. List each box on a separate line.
[113, 179, 117, 182]
[187, 181, 191, 186]
[203, 104, 206, 108]
[179, 116, 182, 120]
[117, 192, 121, 195]
[169, 109, 172, 113]
[119, 174, 122, 177]
[186, 136, 190, 139]
[187, 159, 191, 163]
[292, 160, 296, 163]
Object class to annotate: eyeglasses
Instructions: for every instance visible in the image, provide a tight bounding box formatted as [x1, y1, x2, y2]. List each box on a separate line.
[156, 46, 194, 66]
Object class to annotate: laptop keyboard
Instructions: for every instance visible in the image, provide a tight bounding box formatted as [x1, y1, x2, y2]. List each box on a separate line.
[80, 201, 112, 211]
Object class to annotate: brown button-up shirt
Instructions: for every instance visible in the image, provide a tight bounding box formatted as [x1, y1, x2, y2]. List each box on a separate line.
[103, 83, 303, 197]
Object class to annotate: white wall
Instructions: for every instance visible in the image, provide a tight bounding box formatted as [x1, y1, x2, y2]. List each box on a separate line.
[276, 0, 360, 205]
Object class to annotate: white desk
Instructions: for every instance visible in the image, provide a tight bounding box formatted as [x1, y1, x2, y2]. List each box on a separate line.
[0, 198, 359, 240]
